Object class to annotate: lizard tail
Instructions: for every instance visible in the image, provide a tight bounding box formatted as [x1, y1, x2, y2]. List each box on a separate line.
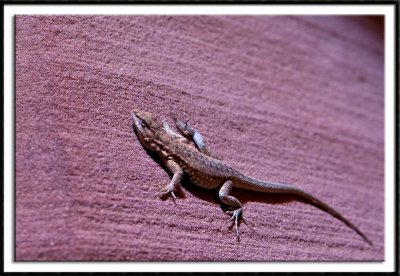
[292, 187, 373, 246]
[238, 176, 373, 246]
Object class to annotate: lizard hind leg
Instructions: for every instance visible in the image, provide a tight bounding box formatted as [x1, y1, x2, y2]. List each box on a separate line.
[219, 180, 254, 242]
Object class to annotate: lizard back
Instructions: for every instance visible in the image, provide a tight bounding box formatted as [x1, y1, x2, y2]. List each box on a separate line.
[154, 130, 240, 189]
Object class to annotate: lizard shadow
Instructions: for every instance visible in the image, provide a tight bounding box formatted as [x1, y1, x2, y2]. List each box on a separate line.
[180, 178, 318, 235]
[181, 182, 335, 237]
[131, 125, 316, 212]
[231, 188, 311, 207]
[181, 178, 327, 221]
[180, 177, 306, 210]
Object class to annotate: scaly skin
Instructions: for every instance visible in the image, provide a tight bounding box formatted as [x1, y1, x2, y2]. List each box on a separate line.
[131, 109, 372, 245]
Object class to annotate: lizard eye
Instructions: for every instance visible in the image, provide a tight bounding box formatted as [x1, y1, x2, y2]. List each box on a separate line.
[138, 119, 145, 127]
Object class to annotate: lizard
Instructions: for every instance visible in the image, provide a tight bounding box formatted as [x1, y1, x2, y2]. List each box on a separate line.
[130, 109, 372, 245]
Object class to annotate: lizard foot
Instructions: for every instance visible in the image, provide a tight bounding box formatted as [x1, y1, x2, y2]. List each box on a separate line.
[226, 209, 242, 242]
[226, 209, 256, 242]
[159, 186, 178, 204]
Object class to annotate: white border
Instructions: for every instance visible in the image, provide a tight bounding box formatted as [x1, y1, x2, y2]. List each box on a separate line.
[4, 4, 396, 273]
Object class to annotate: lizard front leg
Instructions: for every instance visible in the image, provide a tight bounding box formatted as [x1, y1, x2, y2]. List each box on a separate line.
[219, 180, 244, 241]
[159, 159, 183, 202]
[174, 119, 219, 159]
[162, 120, 189, 144]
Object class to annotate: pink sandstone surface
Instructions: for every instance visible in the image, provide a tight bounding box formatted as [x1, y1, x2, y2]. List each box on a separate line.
[16, 15, 384, 261]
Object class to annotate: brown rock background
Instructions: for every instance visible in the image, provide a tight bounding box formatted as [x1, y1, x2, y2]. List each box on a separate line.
[16, 15, 384, 261]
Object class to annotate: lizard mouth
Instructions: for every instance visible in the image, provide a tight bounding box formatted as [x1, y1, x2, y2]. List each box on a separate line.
[131, 111, 143, 130]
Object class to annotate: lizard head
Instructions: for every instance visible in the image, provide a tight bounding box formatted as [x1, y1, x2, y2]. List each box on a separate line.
[131, 109, 163, 149]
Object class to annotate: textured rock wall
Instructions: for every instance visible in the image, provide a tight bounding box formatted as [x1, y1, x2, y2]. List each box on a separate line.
[16, 15, 384, 261]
